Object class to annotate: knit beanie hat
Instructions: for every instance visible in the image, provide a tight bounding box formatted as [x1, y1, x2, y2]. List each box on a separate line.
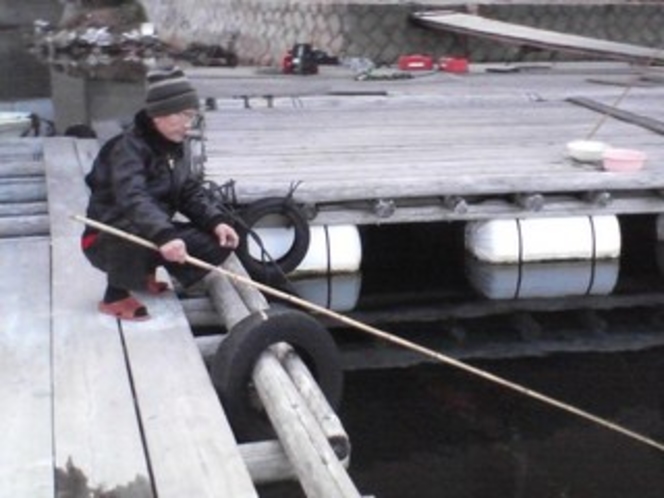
[145, 66, 199, 117]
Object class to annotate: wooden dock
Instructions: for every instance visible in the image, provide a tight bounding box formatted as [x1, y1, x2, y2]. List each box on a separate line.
[194, 62, 664, 226]
[1, 136, 368, 498]
[2, 137, 261, 497]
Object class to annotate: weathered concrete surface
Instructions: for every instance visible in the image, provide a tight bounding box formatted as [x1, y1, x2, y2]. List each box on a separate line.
[137, 0, 664, 65]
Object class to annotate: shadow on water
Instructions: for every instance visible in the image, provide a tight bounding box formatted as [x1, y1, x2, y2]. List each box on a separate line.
[260, 215, 664, 497]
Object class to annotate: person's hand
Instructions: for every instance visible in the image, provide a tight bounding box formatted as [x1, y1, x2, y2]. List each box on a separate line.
[214, 223, 240, 249]
[159, 238, 188, 263]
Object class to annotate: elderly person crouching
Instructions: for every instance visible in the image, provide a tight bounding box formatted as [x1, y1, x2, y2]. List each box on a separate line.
[81, 66, 238, 320]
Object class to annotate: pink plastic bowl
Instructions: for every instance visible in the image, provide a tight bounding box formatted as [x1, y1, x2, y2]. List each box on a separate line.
[602, 148, 647, 172]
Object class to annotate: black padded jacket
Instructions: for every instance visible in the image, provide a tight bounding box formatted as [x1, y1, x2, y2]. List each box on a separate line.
[84, 110, 229, 246]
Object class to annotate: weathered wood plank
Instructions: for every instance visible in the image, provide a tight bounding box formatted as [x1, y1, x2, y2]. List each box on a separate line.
[411, 10, 664, 64]
[0, 238, 53, 498]
[0, 160, 44, 178]
[0, 214, 49, 238]
[121, 281, 259, 498]
[44, 138, 154, 496]
[0, 177, 46, 203]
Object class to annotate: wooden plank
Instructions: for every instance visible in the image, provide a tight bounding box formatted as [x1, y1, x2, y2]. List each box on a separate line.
[0, 214, 49, 238]
[121, 275, 258, 498]
[44, 138, 154, 496]
[0, 238, 53, 497]
[567, 96, 664, 135]
[411, 10, 664, 64]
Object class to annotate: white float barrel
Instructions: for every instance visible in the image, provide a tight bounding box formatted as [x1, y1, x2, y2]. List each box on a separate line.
[465, 215, 621, 263]
[290, 273, 362, 312]
[249, 225, 362, 275]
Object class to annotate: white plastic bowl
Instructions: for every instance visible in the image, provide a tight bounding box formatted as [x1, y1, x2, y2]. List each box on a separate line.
[602, 148, 646, 172]
[566, 140, 608, 163]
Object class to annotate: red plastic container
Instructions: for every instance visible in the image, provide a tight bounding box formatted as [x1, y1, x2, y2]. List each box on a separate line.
[439, 57, 469, 73]
[398, 54, 434, 71]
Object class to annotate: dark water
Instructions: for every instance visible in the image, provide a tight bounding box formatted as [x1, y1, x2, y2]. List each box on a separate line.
[259, 216, 664, 498]
[0, 27, 50, 100]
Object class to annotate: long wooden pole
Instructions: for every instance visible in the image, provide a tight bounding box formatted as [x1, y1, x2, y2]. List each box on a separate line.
[72, 214, 664, 453]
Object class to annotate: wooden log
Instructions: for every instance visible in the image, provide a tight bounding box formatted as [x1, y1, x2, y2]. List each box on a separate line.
[273, 343, 351, 460]
[253, 351, 362, 498]
[238, 440, 296, 485]
[238, 439, 351, 486]
[206, 272, 253, 330]
[222, 253, 270, 312]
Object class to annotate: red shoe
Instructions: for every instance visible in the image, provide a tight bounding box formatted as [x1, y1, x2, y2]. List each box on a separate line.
[98, 296, 150, 321]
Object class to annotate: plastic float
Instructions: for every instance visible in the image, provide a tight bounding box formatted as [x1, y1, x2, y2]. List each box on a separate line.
[465, 215, 621, 263]
[466, 257, 619, 300]
[246, 224, 362, 275]
[289, 273, 362, 312]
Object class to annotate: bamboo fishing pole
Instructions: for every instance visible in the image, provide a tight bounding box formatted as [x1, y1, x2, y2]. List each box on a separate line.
[73, 214, 664, 453]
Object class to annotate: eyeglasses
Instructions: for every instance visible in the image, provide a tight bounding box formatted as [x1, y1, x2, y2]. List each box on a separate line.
[177, 110, 200, 123]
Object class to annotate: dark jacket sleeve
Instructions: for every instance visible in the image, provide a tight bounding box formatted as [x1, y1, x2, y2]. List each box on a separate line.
[177, 174, 231, 232]
[107, 137, 180, 245]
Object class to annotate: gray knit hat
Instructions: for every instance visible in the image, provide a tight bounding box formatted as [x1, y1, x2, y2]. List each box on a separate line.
[145, 66, 199, 117]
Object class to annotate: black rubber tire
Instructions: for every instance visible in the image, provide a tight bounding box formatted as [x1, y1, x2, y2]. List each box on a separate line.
[235, 197, 311, 281]
[211, 308, 343, 441]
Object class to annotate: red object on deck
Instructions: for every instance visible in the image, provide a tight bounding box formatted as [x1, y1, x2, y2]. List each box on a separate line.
[439, 57, 469, 73]
[282, 53, 294, 74]
[398, 54, 434, 71]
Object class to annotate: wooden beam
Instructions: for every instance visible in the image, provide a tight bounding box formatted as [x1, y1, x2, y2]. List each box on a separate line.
[411, 10, 664, 64]
[44, 138, 154, 496]
[121, 285, 259, 498]
[0, 238, 53, 498]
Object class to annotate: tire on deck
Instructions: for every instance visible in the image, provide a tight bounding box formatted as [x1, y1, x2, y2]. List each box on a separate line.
[235, 197, 311, 282]
[211, 307, 343, 441]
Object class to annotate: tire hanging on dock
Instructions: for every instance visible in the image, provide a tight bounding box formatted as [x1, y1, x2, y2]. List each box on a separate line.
[211, 307, 343, 442]
[235, 197, 311, 282]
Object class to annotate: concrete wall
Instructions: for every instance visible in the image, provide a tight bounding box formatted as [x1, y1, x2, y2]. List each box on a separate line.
[132, 1, 664, 65]
[0, 0, 62, 27]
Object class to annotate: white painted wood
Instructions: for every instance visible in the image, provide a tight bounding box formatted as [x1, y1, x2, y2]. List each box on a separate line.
[121, 281, 259, 498]
[44, 138, 154, 496]
[0, 238, 53, 498]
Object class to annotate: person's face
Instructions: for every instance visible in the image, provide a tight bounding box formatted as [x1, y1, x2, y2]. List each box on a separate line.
[152, 109, 198, 143]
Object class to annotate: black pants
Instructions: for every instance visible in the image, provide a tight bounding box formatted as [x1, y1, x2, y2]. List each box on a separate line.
[83, 222, 232, 290]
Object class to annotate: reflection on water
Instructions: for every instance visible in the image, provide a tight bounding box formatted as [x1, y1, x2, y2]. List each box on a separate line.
[340, 350, 663, 498]
[465, 257, 619, 300]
